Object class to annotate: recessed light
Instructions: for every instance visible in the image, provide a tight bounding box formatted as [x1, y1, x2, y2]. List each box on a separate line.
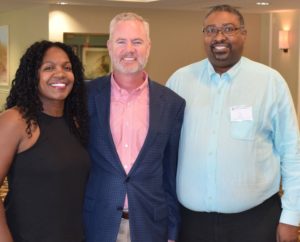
[107, 0, 159, 2]
[57, 1, 68, 5]
[256, 2, 270, 6]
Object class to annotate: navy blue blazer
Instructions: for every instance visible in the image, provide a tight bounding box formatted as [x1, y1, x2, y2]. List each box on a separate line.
[83, 75, 185, 242]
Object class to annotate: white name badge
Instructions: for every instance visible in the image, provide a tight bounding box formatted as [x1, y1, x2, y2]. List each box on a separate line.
[230, 105, 253, 122]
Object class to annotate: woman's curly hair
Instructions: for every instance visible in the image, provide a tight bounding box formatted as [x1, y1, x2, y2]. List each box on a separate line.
[5, 40, 89, 146]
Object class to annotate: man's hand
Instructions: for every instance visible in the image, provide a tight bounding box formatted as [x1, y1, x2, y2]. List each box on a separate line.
[277, 223, 299, 242]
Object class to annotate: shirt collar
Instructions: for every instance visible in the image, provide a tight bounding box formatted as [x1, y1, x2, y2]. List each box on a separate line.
[111, 72, 149, 96]
[207, 57, 242, 84]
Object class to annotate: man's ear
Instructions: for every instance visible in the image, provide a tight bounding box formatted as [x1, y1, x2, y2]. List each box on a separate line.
[241, 29, 247, 36]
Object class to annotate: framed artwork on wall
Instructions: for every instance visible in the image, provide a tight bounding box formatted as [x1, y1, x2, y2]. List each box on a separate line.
[82, 46, 111, 80]
[70, 44, 79, 56]
[0, 25, 9, 86]
[63, 33, 110, 80]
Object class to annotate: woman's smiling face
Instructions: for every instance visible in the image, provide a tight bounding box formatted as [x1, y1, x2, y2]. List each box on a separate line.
[38, 46, 74, 107]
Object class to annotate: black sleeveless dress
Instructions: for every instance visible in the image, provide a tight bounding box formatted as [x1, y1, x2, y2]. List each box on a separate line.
[4, 112, 90, 242]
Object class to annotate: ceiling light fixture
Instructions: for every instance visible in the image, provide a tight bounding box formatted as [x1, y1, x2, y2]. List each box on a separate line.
[107, 0, 159, 2]
[57, 1, 68, 5]
[256, 2, 270, 6]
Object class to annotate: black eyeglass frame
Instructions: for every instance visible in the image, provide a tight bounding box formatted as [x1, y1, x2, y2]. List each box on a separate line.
[202, 24, 245, 37]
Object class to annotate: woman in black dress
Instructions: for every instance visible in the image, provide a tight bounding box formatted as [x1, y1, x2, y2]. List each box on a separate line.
[0, 40, 90, 242]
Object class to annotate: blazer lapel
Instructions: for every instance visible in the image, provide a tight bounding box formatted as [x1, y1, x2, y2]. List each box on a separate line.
[129, 80, 165, 175]
[94, 79, 110, 138]
[94, 77, 125, 173]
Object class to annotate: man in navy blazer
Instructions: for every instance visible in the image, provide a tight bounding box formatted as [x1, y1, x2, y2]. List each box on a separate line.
[83, 12, 185, 242]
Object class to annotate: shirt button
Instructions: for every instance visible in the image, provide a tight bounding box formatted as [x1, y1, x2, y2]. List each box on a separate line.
[124, 144, 128, 148]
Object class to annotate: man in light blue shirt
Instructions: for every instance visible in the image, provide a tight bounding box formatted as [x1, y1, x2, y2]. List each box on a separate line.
[167, 4, 300, 242]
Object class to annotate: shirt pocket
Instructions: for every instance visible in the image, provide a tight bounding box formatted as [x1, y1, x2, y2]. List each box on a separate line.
[230, 120, 256, 140]
[230, 106, 258, 141]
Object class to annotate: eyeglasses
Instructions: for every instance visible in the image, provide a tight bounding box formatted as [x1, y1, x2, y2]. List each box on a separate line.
[202, 24, 244, 37]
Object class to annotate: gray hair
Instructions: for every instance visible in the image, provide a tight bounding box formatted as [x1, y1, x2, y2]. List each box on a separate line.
[109, 12, 150, 41]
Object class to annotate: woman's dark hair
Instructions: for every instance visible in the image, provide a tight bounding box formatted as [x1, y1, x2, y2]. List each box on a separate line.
[5, 40, 89, 146]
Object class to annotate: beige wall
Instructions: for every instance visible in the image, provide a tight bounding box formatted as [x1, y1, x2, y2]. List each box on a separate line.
[259, 13, 271, 66]
[0, 5, 49, 109]
[49, 5, 262, 84]
[270, 11, 299, 111]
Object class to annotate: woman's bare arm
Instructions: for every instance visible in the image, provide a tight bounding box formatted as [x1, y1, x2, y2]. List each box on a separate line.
[0, 109, 29, 242]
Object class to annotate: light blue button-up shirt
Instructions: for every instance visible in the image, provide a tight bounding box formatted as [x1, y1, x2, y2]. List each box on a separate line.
[166, 57, 300, 226]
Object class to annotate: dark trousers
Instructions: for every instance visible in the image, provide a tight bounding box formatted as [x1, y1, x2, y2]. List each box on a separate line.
[178, 193, 281, 242]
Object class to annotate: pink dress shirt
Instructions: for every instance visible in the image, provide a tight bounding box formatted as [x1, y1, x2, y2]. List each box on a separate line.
[110, 74, 149, 210]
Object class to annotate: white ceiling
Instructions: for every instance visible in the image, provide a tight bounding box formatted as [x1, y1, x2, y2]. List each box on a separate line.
[1, 0, 300, 14]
